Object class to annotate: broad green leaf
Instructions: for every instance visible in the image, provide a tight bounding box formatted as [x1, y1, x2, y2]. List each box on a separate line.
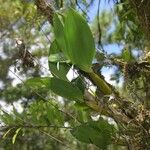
[49, 62, 70, 81]
[64, 9, 95, 72]
[53, 14, 68, 58]
[12, 128, 21, 144]
[71, 118, 116, 149]
[50, 77, 83, 102]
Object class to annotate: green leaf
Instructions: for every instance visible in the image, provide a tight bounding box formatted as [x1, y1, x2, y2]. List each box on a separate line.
[48, 52, 66, 62]
[49, 39, 60, 54]
[74, 102, 89, 110]
[50, 77, 83, 102]
[25, 77, 50, 89]
[71, 77, 86, 93]
[71, 118, 116, 149]
[64, 9, 95, 72]
[12, 128, 21, 144]
[53, 14, 68, 58]
[49, 40, 68, 62]
[122, 48, 133, 62]
[28, 101, 64, 125]
[49, 62, 70, 81]
[0, 110, 14, 125]
[12, 106, 23, 124]
[25, 77, 83, 102]
[2, 128, 13, 139]
[95, 51, 105, 62]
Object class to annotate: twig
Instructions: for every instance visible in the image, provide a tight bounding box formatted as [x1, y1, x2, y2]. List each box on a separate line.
[0, 125, 72, 130]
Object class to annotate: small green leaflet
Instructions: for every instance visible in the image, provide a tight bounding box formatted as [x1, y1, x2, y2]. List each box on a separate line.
[2, 128, 13, 139]
[122, 48, 134, 62]
[12, 128, 21, 144]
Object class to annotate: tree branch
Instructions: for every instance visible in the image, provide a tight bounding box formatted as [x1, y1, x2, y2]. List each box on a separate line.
[35, 0, 54, 24]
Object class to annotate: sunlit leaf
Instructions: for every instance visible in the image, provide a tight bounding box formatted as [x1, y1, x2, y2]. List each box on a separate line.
[12, 128, 21, 144]
[25, 77, 50, 89]
[64, 9, 95, 72]
[2, 128, 13, 139]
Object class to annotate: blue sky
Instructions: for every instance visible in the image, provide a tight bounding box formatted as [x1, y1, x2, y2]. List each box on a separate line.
[87, 0, 123, 86]
[86, 0, 122, 54]
[87, 0, 114, 21]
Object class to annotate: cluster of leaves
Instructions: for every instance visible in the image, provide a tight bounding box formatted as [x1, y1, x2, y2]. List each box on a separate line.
[0, 5, 118, 149]
[0, 101, 116, 149]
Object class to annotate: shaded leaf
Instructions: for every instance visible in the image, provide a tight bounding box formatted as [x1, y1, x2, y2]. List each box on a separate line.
[50, 77, 83, 102]
[25, 77, 83, 102]
[49, 62, 70, 81]
[71, 77, 86, 93]
[53, 14, 68, 58]
[71, 118, 116, 149]
[49, 39, 60, 55]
